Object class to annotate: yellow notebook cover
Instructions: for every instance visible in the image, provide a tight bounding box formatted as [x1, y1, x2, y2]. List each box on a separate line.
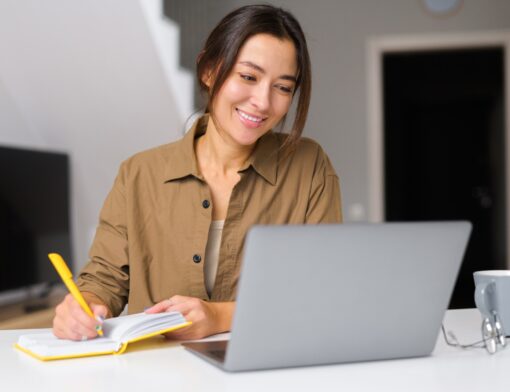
[15, 311, 191, 361]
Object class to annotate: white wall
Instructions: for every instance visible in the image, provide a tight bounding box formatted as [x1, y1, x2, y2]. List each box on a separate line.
[0, 0, 188, 271]
[0, 77, 46, 148]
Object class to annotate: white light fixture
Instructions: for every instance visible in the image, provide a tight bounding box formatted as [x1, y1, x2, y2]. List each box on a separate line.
[420, 0, 464, 17]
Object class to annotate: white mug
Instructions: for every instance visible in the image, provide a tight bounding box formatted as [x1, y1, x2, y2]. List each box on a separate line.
[473, 270, 510, 337]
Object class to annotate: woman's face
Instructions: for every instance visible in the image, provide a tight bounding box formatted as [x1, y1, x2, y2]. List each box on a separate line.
[207, 33, 298, 147]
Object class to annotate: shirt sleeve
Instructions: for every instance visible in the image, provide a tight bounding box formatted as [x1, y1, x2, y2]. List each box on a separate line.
[305, 146, 343, 224]
[76, 161, 130, 317]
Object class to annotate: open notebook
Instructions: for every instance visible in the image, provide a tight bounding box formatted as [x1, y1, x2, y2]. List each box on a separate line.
[15, 311, 191, 361]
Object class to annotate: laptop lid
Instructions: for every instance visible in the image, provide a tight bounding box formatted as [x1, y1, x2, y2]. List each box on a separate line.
[186, 222, 471, 371]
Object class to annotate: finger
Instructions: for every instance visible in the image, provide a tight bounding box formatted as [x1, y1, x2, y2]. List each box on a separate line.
[170, 296, 204, 311]
[145, 295, 195, 313]
[66, 314, 101, 340]
[53, 313, 73, 339]
[168, 295, 192, 305]
[60, 296, 101, 339]
[63, 294, 96, 324]
[52, 320, 67, 339]
[54, 320, 96, 341]
[66, 328, 96, 341]
[53, 302, 67, 333]
[53, 295, 96, 340]
[145, 299, 173, 314]
[90, 304, 107, 322]
[164, 302, 193, 317]
[70, 301, 100, 330]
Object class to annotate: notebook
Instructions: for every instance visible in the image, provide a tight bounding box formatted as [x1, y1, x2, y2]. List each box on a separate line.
[16, 311, 191, 361]
[183, 221, 472, 371]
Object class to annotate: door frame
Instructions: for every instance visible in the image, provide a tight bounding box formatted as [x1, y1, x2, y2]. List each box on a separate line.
[367, 31, 510, 267]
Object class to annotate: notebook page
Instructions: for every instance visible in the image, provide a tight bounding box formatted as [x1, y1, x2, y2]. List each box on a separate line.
[17, 333, 117, 357]
[104, 312, 186, 343]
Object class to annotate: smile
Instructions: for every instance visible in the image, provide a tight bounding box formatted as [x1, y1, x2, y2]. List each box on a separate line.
[236, 108, 267, 123]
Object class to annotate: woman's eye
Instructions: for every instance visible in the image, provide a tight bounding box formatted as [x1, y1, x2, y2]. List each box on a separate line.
[276, 85, 293, 94]
[240, 73, 256, 82]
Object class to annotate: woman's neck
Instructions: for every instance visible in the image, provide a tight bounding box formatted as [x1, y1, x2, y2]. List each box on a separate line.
[196, 117, 255, 175]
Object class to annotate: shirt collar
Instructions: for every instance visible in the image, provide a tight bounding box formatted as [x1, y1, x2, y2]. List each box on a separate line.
[163, 116, 205, 182]
[240, 130, 278, 185]
[164, 114, 279, 185]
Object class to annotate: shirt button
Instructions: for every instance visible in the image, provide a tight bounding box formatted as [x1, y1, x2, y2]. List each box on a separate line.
[193, 254, 202, 263]
[202, 199, 210, 209]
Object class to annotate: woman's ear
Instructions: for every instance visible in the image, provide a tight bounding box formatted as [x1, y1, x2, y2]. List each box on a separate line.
[201, 68, 214, 89]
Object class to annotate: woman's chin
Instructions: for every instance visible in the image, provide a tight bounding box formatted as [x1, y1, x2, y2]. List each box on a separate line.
[233, 132, 267, 147]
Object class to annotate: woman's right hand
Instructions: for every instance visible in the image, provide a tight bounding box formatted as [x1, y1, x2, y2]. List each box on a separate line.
[52, 293, 108, 341]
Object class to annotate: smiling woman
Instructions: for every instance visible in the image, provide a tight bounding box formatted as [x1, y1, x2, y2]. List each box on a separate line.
[196, 5, 311, 154]
[52, 4, 342, 342]
[199, 34, 297, 151]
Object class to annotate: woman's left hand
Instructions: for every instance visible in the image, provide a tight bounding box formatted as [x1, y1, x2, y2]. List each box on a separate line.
[145, 295, 235, 340]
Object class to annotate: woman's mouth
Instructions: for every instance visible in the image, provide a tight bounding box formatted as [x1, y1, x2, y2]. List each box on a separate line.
[236, 108, 267, 128]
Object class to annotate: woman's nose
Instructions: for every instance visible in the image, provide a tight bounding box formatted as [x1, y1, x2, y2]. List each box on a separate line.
[250, 84, 271, 112]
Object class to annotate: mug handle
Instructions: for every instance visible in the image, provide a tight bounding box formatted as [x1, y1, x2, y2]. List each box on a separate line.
[474, 281, 495, 319]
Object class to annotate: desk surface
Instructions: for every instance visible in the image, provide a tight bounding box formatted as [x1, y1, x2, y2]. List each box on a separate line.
[2, 309, 509, 392]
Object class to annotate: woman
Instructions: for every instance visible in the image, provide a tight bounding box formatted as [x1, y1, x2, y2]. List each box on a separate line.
[53, 4, 342, 341]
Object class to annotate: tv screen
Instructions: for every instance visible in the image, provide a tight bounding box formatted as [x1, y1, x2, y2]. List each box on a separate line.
[0, 145, 72, 297]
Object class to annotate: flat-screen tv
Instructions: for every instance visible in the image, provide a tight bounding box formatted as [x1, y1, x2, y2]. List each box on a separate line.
[0, 145, 72, 302]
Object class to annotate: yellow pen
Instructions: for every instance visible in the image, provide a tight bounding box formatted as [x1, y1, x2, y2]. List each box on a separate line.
[48, 253, 104, 336]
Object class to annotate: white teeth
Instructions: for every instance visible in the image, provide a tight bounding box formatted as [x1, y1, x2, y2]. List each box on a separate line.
[238, 110, 263, 123]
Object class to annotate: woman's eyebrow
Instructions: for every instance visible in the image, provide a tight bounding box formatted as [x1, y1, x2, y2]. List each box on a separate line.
[238, 61, 297, 82]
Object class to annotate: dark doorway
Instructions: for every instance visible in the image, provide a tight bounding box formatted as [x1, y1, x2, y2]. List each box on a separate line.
[383, 47, 506, 308]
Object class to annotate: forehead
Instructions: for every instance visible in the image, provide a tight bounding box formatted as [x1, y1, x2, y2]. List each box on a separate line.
[236, 34, 297, 77]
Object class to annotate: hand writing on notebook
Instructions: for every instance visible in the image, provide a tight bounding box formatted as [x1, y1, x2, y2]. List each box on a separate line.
[53, 293, 109, 341]
[145, 295, 235, 340]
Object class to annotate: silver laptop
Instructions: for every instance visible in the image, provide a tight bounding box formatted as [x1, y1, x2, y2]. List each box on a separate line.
[183, 221, 471, 371]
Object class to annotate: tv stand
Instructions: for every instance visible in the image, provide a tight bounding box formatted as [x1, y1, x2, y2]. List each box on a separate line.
[0, 286, 66, 329]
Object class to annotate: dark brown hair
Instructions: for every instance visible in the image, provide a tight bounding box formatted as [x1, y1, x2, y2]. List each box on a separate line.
[196, 4, 311, 154]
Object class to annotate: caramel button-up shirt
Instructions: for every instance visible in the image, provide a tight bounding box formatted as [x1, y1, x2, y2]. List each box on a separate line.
[77, 116, 342, 316]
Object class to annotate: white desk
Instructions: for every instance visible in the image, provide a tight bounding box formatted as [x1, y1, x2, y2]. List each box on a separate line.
[1, 309, 509, 392]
